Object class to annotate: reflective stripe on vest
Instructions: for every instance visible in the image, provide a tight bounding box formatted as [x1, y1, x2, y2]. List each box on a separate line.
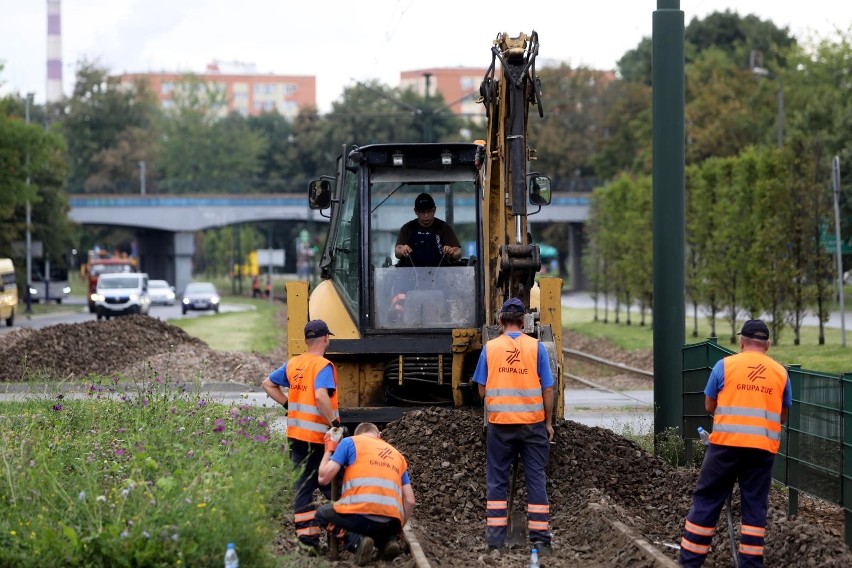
[710, 351, 787, 453]
[484, 334, 544, 424]
[286, 353, 339, 444]
[334, 435, 407, 523]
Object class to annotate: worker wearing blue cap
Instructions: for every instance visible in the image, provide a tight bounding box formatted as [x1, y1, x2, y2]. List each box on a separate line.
[472, 298, 555, 556]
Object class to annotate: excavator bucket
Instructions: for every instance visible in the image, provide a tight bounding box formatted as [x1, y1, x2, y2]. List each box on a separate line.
[506, 458, 526, 547]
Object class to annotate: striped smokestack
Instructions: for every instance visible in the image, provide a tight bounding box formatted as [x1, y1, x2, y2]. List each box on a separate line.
[46, 0, 63, 103]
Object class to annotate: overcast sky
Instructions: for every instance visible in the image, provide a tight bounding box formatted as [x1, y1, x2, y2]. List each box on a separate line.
[1, 0, 849, 111]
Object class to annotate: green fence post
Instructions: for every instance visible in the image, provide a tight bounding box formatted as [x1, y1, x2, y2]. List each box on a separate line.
[787, 364, 802, 517]
[842, 372, 852, 548]
[652, 0, 685, 447]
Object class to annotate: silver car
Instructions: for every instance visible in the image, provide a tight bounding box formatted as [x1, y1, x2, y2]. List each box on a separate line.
[181, 282, 220, 315]
[148, 280, 176, 306]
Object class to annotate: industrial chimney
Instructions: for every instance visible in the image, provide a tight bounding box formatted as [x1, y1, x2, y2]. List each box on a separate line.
[46, 0, 63, 103]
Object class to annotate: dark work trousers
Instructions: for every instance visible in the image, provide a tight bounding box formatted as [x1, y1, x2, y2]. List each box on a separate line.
[485, 422, 551, 547]
[680, 444, 775, 568]
[289, 438, 331, 548]
[315, 503, 401, 551]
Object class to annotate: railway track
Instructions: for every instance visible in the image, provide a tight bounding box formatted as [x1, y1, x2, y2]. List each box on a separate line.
[562, 347, 653, 407]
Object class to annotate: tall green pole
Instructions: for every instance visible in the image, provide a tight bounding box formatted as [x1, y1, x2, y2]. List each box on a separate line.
[652, 0, 685, 444]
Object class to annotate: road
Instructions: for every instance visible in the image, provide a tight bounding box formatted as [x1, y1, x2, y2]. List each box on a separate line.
[0, 295, 254, 335]
[563, 291, 852, 330]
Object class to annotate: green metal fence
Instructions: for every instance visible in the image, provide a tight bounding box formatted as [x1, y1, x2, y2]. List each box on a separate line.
[682, 338, 852, 548]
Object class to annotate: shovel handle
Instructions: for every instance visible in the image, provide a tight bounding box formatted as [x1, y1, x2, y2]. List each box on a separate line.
[329, 476, 340, 560]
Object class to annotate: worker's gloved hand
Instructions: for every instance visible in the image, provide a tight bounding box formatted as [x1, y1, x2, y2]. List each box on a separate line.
[324, 427, 345, 453]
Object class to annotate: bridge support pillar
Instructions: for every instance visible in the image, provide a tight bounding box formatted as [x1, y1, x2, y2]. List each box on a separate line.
[174, 232, 194, 295]
[568, 222, 587, 291]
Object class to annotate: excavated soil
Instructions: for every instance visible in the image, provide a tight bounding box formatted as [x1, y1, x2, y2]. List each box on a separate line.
[1, 317, 849, 567]
[0, 315, 281, 384]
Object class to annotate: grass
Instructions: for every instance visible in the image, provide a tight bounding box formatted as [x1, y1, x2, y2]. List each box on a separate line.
[169, 297, 284, 355]
[0, 376, 293, 567]
[565, 307, 852, 375]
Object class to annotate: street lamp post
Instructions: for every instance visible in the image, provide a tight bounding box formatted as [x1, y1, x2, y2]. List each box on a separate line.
[832, 156, 846, 347]
[139, 161, 146, 195]
[25, 93, 34, 315]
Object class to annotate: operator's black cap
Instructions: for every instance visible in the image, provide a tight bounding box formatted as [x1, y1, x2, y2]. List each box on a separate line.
[414, 193, 436, 211]
[738, 319, 770, 340]
[304, 319, 334, 339]
[501, 298, 526, 314]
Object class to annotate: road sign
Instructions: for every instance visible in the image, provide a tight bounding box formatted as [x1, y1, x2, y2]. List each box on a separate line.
[11, 240, 43, 258]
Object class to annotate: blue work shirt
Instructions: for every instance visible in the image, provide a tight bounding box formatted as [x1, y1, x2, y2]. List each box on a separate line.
[331, 437, 411, 486]
[472, 331, 555, 389]
[705, 357, 792, 407]
[268, 361, 336, 392]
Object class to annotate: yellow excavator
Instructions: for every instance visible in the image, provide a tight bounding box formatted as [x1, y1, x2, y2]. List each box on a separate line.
[286, 31, 563, 423]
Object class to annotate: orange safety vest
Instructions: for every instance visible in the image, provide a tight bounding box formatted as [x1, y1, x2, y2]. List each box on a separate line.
[484, 333, 545, 424]
[334, 435, 407, 523]
[286, 353, 339, 444]
[709, 351, 787, 453]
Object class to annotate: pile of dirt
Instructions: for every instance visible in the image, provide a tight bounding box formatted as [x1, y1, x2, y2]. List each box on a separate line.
[382, 407, 852, 567]
[0, 316, 280, 384]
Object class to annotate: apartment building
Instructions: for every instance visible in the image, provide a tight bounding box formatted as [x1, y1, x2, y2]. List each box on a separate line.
[118, 61, 316, 118]
[399, 67, 486, 120]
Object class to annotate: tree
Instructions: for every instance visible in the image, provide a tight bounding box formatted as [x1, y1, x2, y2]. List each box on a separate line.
[159, 75, 267, 193]
[529, 65, 613, 189]
[0, 92, 70, 266]
[59, 61, 160, 193]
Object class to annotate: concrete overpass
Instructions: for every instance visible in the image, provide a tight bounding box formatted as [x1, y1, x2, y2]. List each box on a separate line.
[69, 193, 590, 292]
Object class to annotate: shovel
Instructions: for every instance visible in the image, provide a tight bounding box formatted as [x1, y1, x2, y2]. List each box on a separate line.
[506, 456, 526, 547]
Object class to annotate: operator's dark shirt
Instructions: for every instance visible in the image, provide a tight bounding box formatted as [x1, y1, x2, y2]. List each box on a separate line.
[395, 218, 460, 267]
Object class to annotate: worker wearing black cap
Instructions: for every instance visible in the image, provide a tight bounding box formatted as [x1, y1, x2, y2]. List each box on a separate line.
[394, 193, 461, 267]
[262, 319, 340, 555]
[473, 298, 555, 555]
[679, 319, 792, 568]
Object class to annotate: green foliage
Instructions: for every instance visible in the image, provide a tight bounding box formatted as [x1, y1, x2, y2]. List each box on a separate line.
[0, 378, 290, 567]
[59, 62, 161, 193]
[170, 296, 284, 355]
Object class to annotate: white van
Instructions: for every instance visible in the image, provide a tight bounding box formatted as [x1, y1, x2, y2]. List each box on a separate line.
[93, 272, 151, 320]
[0, 258, 17, 326]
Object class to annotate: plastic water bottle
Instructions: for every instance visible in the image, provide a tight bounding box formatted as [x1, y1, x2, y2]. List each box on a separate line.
[224, 543, 239, 568]
[529, 546, 540, 568]
[697, 426, 710, 446]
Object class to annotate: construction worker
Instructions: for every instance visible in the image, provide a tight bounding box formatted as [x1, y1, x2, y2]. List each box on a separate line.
[261, 319, 340, 555]
[679, 319, 792, 568]
[251, 274, 260, 298]
[316, 422, 415, 566]
[473, 297, 555, 555]
[394, 193, 461, 266]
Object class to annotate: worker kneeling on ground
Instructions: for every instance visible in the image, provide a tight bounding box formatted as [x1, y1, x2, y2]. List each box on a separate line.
[474, 297, 555, 555]
[317, 422, 416, 566]
[679, 319, 792, 568]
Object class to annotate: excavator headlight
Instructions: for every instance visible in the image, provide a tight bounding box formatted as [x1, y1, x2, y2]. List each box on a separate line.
[392, 152, 404, 167]
[441, 151, 452, 166]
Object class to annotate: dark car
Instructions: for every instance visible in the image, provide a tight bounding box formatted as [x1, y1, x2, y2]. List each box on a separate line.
[181, 282, 220, 315]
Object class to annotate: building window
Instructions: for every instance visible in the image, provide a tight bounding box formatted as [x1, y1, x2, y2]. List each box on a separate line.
[460, 76, 476, 90]
[282, 83, 297, 96]
[161, 82, 175, 95]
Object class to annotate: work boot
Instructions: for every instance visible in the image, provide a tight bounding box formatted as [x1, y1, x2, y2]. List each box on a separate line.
[354, 535, 375, 566]
[532, 540, 553, 557]
[381, 538, 402, 560]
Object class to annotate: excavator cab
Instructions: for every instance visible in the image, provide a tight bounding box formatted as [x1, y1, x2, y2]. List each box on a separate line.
[311, 143, 483, 335]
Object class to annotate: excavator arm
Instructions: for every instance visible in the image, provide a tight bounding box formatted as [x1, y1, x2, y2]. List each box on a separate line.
[479, 31, 546, 320]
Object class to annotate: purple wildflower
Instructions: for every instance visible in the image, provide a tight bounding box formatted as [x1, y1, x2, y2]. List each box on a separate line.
[115, 448, 126, 457]
[253, 435, 269, 443]
[213, 419, 226, 433]
[52, 404, 63, 412]
[197, 400, 208, 408]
